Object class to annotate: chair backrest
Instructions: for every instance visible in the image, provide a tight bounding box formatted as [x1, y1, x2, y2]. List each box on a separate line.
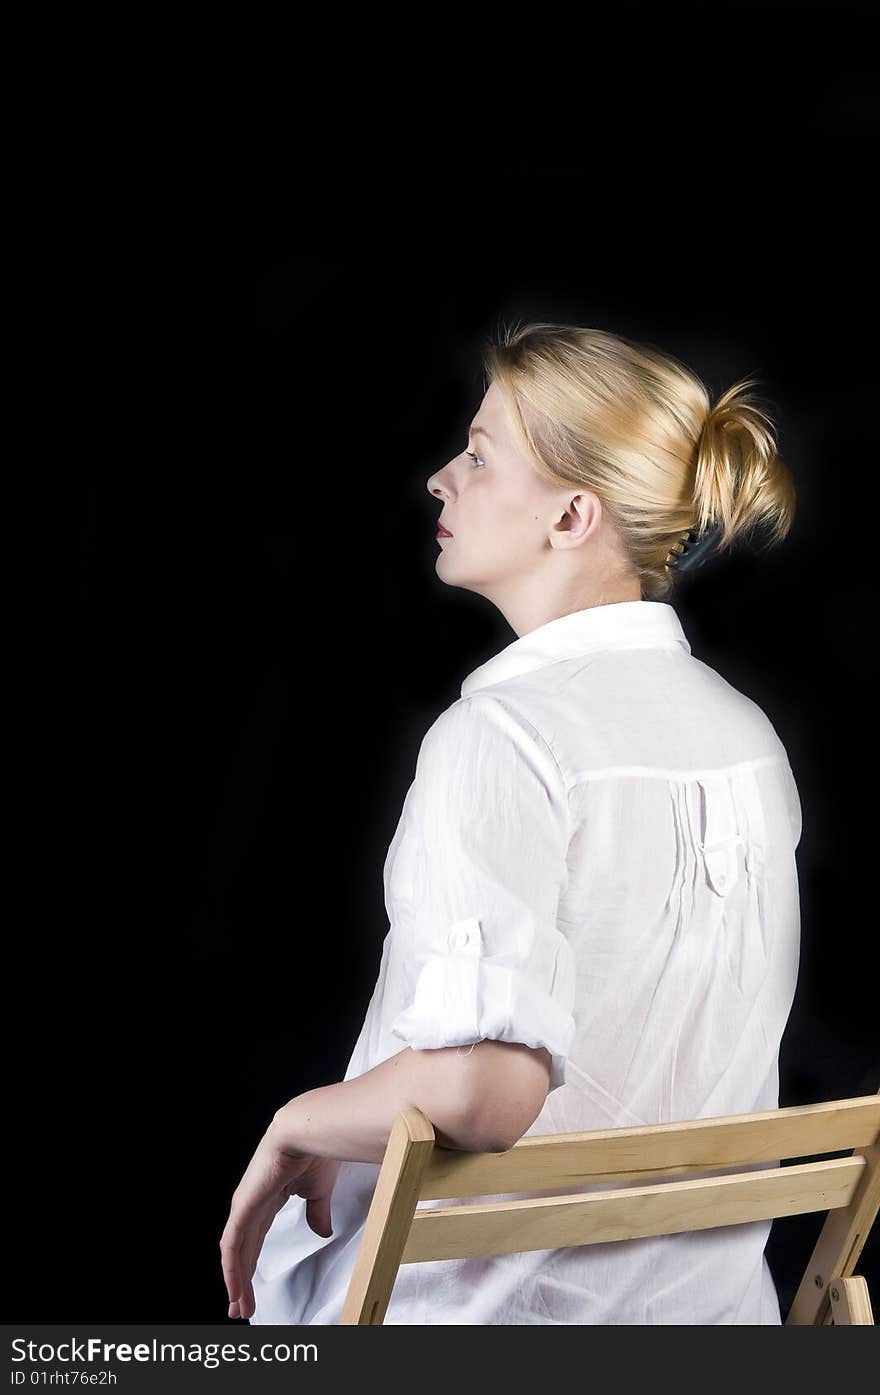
[339, 1089, 880, 1325]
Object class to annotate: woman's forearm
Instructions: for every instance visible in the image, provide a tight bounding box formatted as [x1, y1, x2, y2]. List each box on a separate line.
[271, 1043, 513, 1165]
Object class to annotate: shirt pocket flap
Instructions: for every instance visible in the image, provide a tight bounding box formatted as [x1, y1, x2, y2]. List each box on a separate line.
[697, 775, 744, 897]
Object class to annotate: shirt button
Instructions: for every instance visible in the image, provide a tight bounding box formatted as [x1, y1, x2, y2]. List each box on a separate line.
[449, 925, 471, 950]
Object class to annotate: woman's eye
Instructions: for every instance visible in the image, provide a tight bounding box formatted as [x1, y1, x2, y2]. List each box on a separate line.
[465, 449, 485, 469]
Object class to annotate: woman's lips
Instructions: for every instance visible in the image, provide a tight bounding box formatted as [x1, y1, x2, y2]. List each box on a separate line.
[436, 524, 453, 537]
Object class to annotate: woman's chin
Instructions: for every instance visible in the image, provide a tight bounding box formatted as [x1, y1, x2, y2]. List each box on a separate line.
[434, 552, 463, 585]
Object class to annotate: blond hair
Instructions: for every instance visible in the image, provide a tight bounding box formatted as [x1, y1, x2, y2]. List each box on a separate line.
[481, 321, 796, 600]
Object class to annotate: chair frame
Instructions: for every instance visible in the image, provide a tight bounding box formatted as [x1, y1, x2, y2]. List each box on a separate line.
[339, 1088, 879, 1325]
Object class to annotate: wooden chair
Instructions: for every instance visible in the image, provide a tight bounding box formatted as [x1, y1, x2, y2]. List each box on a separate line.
[339, 1087, 879, 1325]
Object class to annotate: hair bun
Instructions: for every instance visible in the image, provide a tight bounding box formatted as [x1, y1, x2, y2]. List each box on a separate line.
[481, 323, 797, 599]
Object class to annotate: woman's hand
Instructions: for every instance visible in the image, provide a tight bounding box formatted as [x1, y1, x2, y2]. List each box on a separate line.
[220, 1110, 341, 1320]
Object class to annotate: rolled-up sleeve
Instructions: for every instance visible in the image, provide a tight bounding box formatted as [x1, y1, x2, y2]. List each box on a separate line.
[388, 693, 577, 1093]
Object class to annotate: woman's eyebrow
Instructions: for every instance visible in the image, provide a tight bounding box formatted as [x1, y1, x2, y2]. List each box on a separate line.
[469, 425, 493, 443]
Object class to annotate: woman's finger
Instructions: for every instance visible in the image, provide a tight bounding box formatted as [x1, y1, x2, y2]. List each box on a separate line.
[220, 1155, 278, 1303]
[220, 1237, 243, 1314]
[222, 1154, 302, 1318]
[238, 1204, 281, 1320]
[305, 1194, 332, 1238]
[221, 1203, 263, 1312]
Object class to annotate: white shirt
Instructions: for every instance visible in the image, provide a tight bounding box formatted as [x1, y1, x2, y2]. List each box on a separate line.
[251, 599, 802, 1325]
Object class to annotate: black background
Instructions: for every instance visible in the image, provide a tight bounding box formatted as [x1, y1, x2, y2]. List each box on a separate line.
[30, 9, 879, 1325]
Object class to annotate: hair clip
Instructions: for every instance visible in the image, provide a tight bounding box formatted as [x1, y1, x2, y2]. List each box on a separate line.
[665, 520, 724, 573]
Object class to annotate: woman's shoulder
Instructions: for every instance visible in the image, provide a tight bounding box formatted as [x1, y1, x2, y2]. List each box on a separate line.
[415, 689, 567, 798]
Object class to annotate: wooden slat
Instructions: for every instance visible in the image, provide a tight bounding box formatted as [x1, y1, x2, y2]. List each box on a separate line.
[786, 1135, 880, 1325]
[829, 1275, 875, 1325]
[338, 1107, 435, 1325]
[419, 1095, 880, 1200]
[401, 1156, 865, 1263]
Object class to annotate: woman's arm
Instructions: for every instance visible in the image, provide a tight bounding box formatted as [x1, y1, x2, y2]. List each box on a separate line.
[271, 1040, 552, 1164]
[221, 1042, 551, 1317]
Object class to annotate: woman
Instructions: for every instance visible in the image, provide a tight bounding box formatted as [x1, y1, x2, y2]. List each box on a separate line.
[220, 322, 801, 1324]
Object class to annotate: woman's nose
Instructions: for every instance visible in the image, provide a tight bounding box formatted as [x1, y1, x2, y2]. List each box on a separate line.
[428, 454, 463, 498]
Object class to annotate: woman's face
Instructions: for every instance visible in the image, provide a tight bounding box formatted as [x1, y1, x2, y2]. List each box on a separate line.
[427, 382, 568, 603]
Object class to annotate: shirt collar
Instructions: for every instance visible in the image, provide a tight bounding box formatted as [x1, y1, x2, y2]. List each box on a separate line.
[460, 600, 691, 697]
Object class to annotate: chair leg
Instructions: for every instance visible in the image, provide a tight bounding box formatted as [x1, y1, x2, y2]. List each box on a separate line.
[828, 1275, 874, 1325]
